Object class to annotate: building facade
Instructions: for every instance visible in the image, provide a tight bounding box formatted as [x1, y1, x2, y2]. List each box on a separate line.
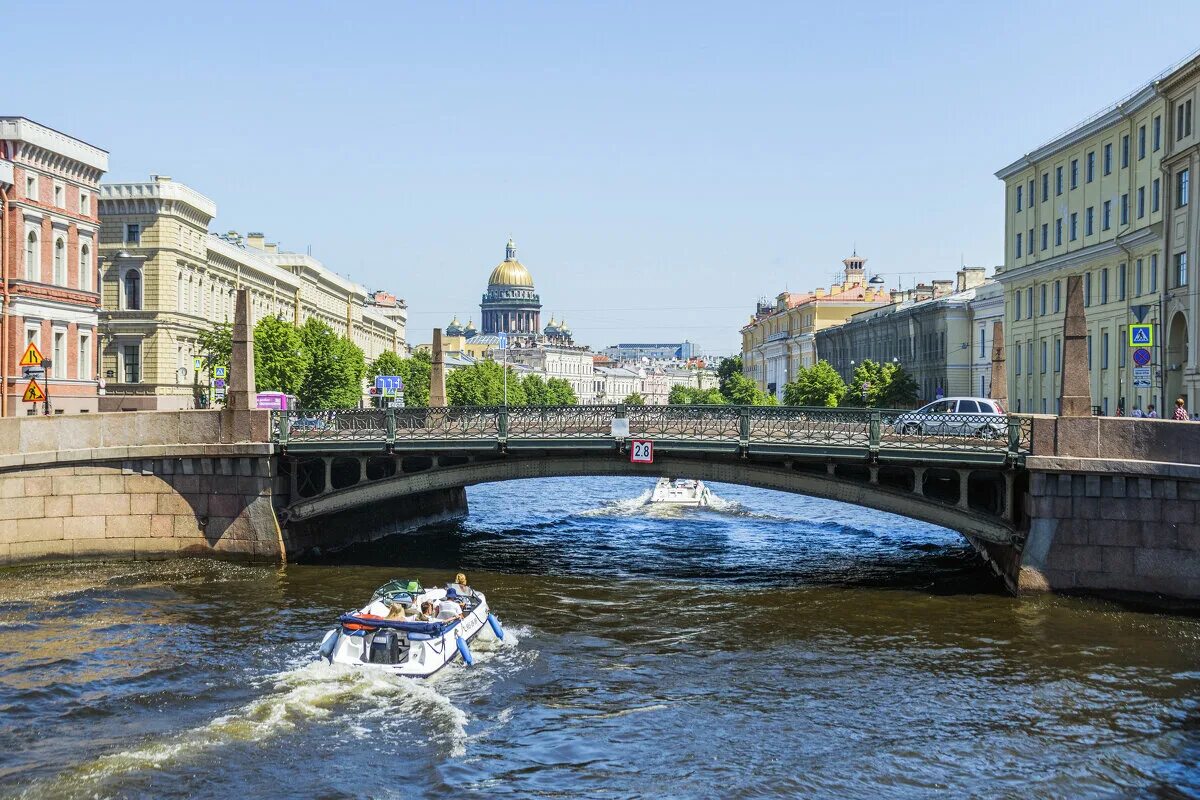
[480, 239, 541, 335]
[741, 253, 891, 400]
[601, 341, 696, 362]
[0, 118, 108, 415]
[1159, 54, 1200, 410]
[505, 346, 597, 404]
[995, 81, 1167, 416]
[968, 280, 1005, 400]
[816, 269, 994, 403]
[97, 176, 404, 411]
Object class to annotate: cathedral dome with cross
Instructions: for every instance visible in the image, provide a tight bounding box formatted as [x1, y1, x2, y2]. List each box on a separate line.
[480, 238, 542, 335]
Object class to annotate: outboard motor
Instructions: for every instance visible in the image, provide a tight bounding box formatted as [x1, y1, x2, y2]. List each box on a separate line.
[369, 630, 400, 664]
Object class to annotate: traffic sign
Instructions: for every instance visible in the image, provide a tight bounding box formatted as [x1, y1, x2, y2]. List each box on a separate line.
[19, 342, 43, 368]
[1129, 324, 1153, 346]
[214, 366, 227, 379]
[21, 366, 45, 379]
[497, 333, 508, 350]
[1133, 367, 1152, 388]
[22, 379, 46, 403]
[1132, 348, 1151, 367]
[630, 439, 654, 464]
[213, 379, 226, 389]
[193, 357, 203, 370]
[374, 375, 403, 398]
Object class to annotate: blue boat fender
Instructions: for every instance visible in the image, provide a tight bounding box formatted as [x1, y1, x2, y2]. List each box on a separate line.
[456, 636, 474, 666]
[487, 613, 505, 641]
[318, 629, 339, 663]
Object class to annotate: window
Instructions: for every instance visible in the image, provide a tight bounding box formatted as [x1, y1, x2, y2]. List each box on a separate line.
[1154, 115, 1162, 151]
[1177, 169, 1189, 208]
[125, 223, 140, 245]
[1151, 254, 1158, 293]
[1016, 185, 1023, 212]
[79, 243, 90, 291]
[1176, 252, 1188, 287]
[1118, 262, 1126, 301]
[25, 174, 37, 201]
[1040, 284, 1047, 315]
[1138, 186, 1145, 219]
[1119, 329, 1126, 368]
[1138, 125, 1146, 160]
[978, 328, 986, 358]
[1015, 343, 1022, 374]
[1102, 331, 1109, 370]
[1054, 279, 1061, 312]
[1054, 338, 1062, 372]
[123, 269, 142, 310]
[1101, 268, 1109, 304]
[1055, 218, 1063, 246]
[1026, 287, 1033, 319]
[1029, 179, 1035, 205]
[1041, 341, 1047, 374]
[1087, 335, 1092, 370]
[1103, 143, 1112, 174]
[1070, 159, 1078, 189]
[1070, 212, 1078, 241]
[53, 238, 65, 285]
[53, 331, 66, 379]
[1176, 99, 1193, 140]
[79, 333, 91, 381]
[1121, 134, 1129, 168]
[1015, 290, 1022, 319]
[1028, 227, 1035, 255]
[53, 184, 63, 207]
[123, 344, 141, 383]
[1136, 258, 1144, 295]
[1120, 193, 1129, 225]
[1086, 151, 1095, 183]
[1015, 232, 1022, 256]
[1026, 342, 1033, 377]
[1086, 206, 1094, 236]
[1041, 223, 1048, 251]
[1085, 272, 1092, 306]
[1103, 200, 1111, 230]
[1042, 173, 1049, 202]
[80, 192, 90, 216]
[1153, 178, 1161, 212]
[24, 230, 38, 280]
[1055, 166, 1063, 195]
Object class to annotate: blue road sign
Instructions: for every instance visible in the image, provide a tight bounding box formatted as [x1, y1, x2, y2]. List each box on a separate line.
[374, 375, 403, 397]
[498, 333, 508, 350]
[1132, 347, 1151, 367]
[1129, 324, 1153, 346]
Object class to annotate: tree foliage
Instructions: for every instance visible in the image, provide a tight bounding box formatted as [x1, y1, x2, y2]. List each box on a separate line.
[396, 351, 431, 407]
[724, 371, 777, 405]
[254, 316, 309, 395]
[782, 360, 847, 407]
[669, 384, 727, 405]
[197, 322, 232, 375]
[298, 318, 365, 409]
[447, 360, 526, 406]
[840, 359, 920, 408]
[717, 355, 743, 400]
[546, 377, 578, 405]
[622, 391, 646, 406]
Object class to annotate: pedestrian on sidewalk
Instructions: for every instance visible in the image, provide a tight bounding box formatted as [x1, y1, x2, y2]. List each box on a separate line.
[1174, 397, 1190, 421]
[1146, 404, 1159, 418]
[1131, 405, 1145, 418]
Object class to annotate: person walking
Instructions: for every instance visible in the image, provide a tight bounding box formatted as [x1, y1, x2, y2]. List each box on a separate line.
[1131, 405, 1145, 418]
[1146, 404, 1159, 418]
[1174, 397, 1190, 421]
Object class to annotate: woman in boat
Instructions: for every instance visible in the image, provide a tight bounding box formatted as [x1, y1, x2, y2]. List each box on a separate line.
[453, 572, 474, 597]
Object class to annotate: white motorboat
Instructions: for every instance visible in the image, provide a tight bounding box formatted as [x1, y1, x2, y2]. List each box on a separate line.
[318, 579, 503, 678]
[650, 477, 712, 507]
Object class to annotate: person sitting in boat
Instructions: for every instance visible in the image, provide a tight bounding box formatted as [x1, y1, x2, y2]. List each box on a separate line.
[416, 601, 436, 621]
[363, 598, 407, 619]
[452, 572, 474, 597]
[436, 588, 466, 620]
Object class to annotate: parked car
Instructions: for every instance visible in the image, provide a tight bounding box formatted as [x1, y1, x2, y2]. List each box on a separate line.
[892, 397, 1007, 438]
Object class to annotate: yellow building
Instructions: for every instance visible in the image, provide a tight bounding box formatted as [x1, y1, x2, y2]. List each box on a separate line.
[741, 254, 891, 400]
[995, 82, 1167, 415]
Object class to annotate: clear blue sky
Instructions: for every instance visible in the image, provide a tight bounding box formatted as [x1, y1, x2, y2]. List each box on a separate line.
[8, 1, 1200, 355]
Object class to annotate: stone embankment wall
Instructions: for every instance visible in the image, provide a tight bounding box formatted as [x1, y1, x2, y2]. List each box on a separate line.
[0, 411, 281, 566]
[1021, 416, 1200, 600]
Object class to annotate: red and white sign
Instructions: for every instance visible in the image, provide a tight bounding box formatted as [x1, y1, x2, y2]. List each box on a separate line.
[630, 439, 654, 464]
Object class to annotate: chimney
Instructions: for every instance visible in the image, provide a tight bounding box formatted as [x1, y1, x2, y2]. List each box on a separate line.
[246, 232, 265, 250]
[961, 266, 987, 290]
[265, 243, 278, 254]
[956, 270, 967, 293]
[932, 279, 953, 297]
[151, 174, 172, 183]
[814, 287, 825, 298]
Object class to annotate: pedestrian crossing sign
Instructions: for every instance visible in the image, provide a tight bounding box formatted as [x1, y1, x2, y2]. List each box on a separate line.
[1129, 324, 1153, 346]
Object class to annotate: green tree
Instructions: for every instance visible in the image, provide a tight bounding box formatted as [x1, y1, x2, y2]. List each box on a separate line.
[446, 360, 526, 406]
[521, 374, 552, 405]
[783, 360, 848, 407]
[724, 371, 777, 405]
[546, 377, 578, 405]
[254, 316, 309, 395]
[717, 355, 744, 401]
[368, 350, 405, 379]
[880, 363, 920, 408]
[395, 351, 431, 407]
[196, 322, 232, 375]
[298, 319, 365, 409]
[669, 385, 726, 405]
[622, 391, 646, 406]
[668, 384, 693, 404]
[844, 359, 886, 407]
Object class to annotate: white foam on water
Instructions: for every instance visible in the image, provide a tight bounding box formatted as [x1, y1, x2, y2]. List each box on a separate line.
[23, 661, 469, 797]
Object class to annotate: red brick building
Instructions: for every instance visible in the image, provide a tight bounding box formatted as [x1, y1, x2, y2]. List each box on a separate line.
[0, 118, 108, 415]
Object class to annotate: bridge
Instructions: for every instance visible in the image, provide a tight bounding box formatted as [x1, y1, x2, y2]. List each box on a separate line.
[0, 403, 1197, 602]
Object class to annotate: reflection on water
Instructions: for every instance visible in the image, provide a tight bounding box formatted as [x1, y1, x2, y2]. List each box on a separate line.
[1, 477, 1198, 799]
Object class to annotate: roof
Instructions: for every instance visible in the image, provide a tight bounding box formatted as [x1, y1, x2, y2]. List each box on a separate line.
[0, 117, 108, 172]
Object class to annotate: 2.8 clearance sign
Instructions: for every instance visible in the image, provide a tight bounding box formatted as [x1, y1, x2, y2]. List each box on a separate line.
[630, 440, 654, 464]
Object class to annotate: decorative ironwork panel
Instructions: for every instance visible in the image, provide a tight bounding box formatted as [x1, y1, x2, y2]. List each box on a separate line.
[278, 409, 387, 442]
[392, 406, 501, 440]
[627, 404, 742, 441]
[880, 409, 1011, 453]
[507, 405, 618, 439]
[746, 406, 871, 447]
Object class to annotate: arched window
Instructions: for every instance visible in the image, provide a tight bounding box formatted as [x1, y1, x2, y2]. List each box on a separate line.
[79, 243, 91, 291]
[25, 231, 38, 280]
[124, 269, 142, 311]
[53, 238, 66, 285]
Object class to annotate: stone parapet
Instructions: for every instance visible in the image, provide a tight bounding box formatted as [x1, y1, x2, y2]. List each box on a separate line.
[1028, 414, 1200, 464]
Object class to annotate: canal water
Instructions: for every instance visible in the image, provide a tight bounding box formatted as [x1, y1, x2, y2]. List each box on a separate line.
[1, 477, 1198, 799]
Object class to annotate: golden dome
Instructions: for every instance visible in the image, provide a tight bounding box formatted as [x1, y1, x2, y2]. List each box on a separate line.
[487, 238, 535, 287]
[487, 259, 534, 287]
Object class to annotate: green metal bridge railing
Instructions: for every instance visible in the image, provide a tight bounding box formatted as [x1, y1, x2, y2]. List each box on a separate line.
[272, 405, 1032, 466]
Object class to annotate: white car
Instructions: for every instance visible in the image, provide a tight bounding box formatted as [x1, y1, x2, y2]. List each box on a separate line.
[893, 397, 1007, 438]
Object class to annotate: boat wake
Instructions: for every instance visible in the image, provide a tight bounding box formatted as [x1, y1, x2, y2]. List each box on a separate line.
[578, 485, 766, 519]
